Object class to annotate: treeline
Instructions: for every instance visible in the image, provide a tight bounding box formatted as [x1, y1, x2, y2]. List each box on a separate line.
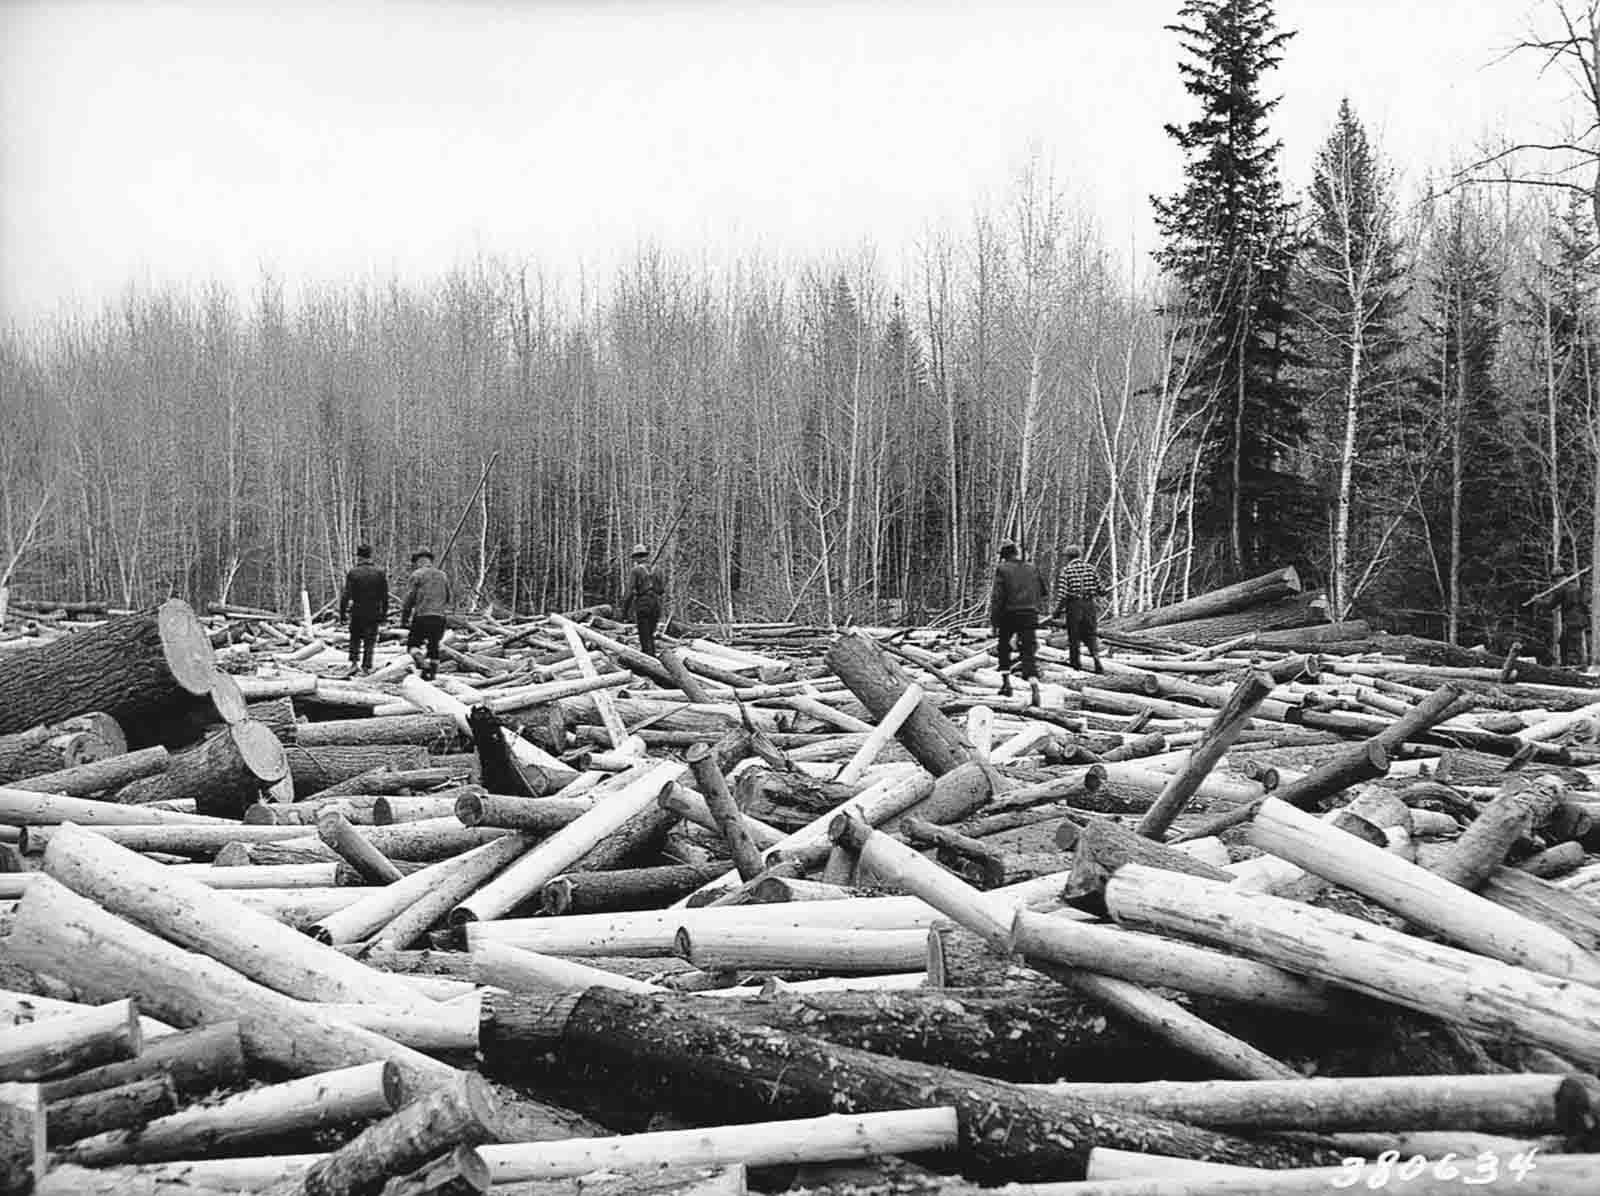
[1, 4, 1596, 655]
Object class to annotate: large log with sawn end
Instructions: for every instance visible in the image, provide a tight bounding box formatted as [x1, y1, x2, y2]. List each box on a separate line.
[0, 600, 218, 746]
[115, 720, 288, 817]
[824, 631, 972, 777]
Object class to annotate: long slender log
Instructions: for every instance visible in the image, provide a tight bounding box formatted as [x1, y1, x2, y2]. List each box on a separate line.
[39, 822, 432, 1007]
[59, 1061, 401, 1166]
[5, 876, 457, 1091]
[38, 1021, 246, 1102]
[0, 600, 218, 746]
[1246, 797, 1600, 984]
[10, 746, 170, 798]
[46, 1073, 180, 1147]
[1105, 863, 1600, 1068]
[480, 1108, 957, 1184]
[674, 924, 926, 973]
[657, 783, 785, 851]
[685, 742, 763, 881]
[479, 988, 1338, 1183]
[319, 810, 405, 885]
[1479, 866, 1600, 952]
[1136, 672, 1276, 839]
[0, 999, 139, 1082]
[1171, 738, 1390, 842]
[453, 760, 686, 924]
[1021, 1074, 1593, 1136]
[371, 833, 536, 951]
[824, 632, 972, 776]
[1104, 567, 1301, 633]
[19, 822, 313, 859]
[454, 792, 591, 831]
[541, 863, 730, 915]
[296, 715, 462, 753]
[299, 1071, 501, 1196]
[0, 783, 222, 827]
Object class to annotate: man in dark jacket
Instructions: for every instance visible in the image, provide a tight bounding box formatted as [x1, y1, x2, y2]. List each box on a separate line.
[1052, 543, 1106, 674]
[338, 544, 388, 674]
[400, 547, 451, 681]
[989, 541, 1046, 695]
[621, 542, 668, 656]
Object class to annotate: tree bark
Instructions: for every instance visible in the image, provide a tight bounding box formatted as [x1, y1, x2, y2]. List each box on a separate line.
[116, 720, 288, 817]
[46, 1074, 180, 1147]
[1104, 567, 1301, 633]
[0, 1000, 139, 1083]
[38, 1021, 246, 1103]
[824, 631, 973, 776]
[0, 714, 127, 784]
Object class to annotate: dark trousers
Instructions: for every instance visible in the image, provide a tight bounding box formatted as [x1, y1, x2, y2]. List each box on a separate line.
[995, 612, 1039, 679]
[1063, 597, 1102, 672]
[635, 599, 661, 657]
[347, 615, 380, 671]
[406, 615, 446, 678]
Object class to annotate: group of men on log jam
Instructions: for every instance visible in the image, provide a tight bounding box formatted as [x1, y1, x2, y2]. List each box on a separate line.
[990, 540, 1107, 695]
[335, 541, 670, 677]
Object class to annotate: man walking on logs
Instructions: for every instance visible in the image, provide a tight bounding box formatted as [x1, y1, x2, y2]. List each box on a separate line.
[1052, 543, 1106, 674]
[621, 542, 668, 657]
[400, 547, 451, 681]
[989, 540, 1046, 697]
[337, 544, 388, 675]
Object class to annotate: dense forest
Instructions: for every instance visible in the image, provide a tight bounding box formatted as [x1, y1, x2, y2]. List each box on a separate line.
[2, 0, 1598, 662]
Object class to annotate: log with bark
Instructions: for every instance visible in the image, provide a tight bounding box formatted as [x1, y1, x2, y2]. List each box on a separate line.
[114, 720, 288, 817]
[824, 632, 973, 777]
[0, 599, 220, 747]
[286, 745, 434, 799]
[1103, 567, 1301, 634]
[0, 714, 126, 784]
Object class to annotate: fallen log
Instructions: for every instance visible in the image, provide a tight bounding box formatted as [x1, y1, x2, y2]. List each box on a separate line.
[116, 720, 288, 817]
[1104, 567, 1301, 634]
[38, 1021, 247, 1102]
[478, 988, 1339, 1183]
[0, 1082, 43, 1196]
[0, 714, 126, 784]
[540, 863, 730, 916]
[296, 714, 463, 754]
[46, 1072, 180, 1147]
[319, 809, 405, 885]
[454, 793, 591, 832]
[286, 744, 433, 799]
[824, 632, 973, 776]
[12, 746, 171, 797]
[1104, 863, 1600, 1069]
[0, 999, 139, 1082]
[0, 599, 219, 746]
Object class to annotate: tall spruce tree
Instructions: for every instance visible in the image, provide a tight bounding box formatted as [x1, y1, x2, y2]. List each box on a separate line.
[1153, 0, 1307, 579]
[1295, 99, 1409, 619]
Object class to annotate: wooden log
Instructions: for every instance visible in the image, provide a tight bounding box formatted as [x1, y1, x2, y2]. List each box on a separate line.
[38, 821, 432, 1006]
[894, 761, 999, 827]
[685, 742, 763, 881]
[479, 988, 1337, 1183]
[319, 809, 405, 884]
[454, 792, 592, 832]
[1246, 796, 1600, 984]
[674, 924, 926, 973]
[38, 1021, 246, 1102]
[1021, 1073, 1594, 1136]
[1064, 816, 1233, 902]
[691, 986, 1186, 1083]
[0, 599, 218, 747]
[472, 941, 665, 996]
[4, 875, 457, 1092]
[0, 784, 223, 827]
[399, 676, 579, 790]
[481, 1108, 956, 1184]
[453, 760, 686, 924]
[541, 863, 730, 915]
[287, 744, 432, 799]
[379, 1144, 489, 1196]
[0, 1082, 44, 1196]
[314, 832, 533, 947]
[824, 631, 972, 776]
[0, 714, 126, 784]
[1104, 863, 1600, 1068]
[657, 783, 785, 851]
[1105, 567, 1301, 633]
[1433, 774, 1568, 889]
[46, 1073, 180, 1147]
[116, 721, 288, 818]
[0, 1000, 139, 1082]
[375, 792, 481, 825]
[6, 746, 170, 801]
[1477, 866, 1600, 953]
[59, 1060, 401, 1166]
[363, 833, 540, 952]
[296, 715, 462, 754]
[1171, 738, 1390, 842]
[298, 1071, 500, 1196]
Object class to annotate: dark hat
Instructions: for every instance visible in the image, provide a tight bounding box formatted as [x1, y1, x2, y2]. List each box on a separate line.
[355, 543, 373, 559]
[999, 540, 1018, 557]
[631, 542, 649, 557]
[411, 547, 434, 563]
[1063, 543, 1084, 559]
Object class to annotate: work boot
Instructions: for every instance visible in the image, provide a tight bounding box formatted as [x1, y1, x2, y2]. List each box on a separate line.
[998, 674, 1013, 698]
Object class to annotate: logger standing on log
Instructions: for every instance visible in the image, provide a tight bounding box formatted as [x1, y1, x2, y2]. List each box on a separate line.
[400, 548, 451, 681]
[621, 542, 668, 657]
[1052, 544, 1106, 674]
[989, 541, 1046, 697]
[337, 544, 389, 675]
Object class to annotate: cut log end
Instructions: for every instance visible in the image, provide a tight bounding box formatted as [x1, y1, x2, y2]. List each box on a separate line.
[156, 599, 219, 697]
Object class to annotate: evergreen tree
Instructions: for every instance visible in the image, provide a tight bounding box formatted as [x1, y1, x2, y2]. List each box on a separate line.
[1152, 0, 1307, 578]
[1294, 99, 1410, 619]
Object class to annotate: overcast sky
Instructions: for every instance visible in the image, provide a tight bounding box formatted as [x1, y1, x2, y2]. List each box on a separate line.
[0, 0, 1579, 327]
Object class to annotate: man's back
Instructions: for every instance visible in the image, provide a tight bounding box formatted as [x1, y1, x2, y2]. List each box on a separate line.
[1056, 559, 1104, 601]
[341, 563, 388, 620]
[992, 559, 1045, 612]
[404, 566, 451, 620]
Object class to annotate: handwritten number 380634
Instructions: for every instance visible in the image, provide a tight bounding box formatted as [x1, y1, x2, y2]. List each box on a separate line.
[1329, 1148, 1540, 1188]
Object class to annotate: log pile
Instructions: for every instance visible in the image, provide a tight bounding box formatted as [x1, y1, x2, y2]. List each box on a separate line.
[0, 579, 1599, 1193]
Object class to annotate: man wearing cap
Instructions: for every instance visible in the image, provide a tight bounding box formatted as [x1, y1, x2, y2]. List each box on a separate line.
[1052, 544, 1106, 674]
[621, 542, 668, 657]
[989, 540, 1046, 696]
[400, 548, 451, 681]
[338, 543, 388, 674]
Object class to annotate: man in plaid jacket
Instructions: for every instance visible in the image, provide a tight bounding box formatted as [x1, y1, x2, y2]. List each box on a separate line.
[1052, 544, 1106, 674]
